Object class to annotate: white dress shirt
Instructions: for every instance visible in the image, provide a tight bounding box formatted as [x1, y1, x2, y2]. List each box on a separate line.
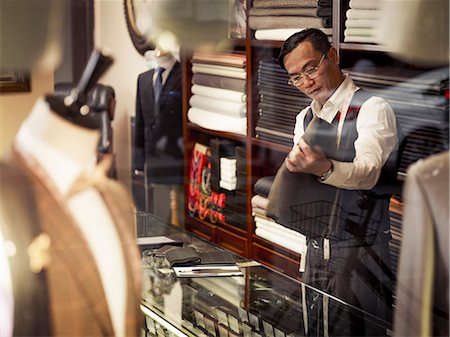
[293, 74, 398, 190]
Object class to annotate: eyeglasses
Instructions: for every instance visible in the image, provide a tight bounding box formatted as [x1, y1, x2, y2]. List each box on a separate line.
[287, 53, 327, 87]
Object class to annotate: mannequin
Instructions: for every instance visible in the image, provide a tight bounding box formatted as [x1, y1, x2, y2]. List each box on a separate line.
[133, 48, 184, 225]
[0, 96, 142, 336]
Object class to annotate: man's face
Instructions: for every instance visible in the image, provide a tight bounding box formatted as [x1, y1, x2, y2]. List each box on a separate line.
[283, 41, 343, 105]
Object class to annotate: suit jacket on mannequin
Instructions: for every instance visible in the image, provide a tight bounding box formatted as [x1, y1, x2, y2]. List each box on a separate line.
[0, 98, 143, 336]
[133, 61, 184, 185]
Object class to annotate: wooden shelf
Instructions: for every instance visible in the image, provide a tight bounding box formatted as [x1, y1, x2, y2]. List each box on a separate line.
[252, 138, 291, 154]
[180, 0, 432, 280]
[250, 39, 284, 49]
[187, 123, 247, 142]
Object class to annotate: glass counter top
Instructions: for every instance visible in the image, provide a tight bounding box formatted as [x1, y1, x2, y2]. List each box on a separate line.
[137, 213, 391, 337]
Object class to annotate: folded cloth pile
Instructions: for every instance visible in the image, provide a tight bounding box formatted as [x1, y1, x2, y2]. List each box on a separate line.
[343, 65, 449, 176]
[250, 0, 333, 41]
[255, 58, 312, 147]
[252, 176, 306, 255]
[188, 51, 247, 135]
[344, 0, 382, 43]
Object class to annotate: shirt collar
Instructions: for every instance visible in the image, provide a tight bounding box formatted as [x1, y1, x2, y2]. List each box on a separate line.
[155, 56, 176, 74]
[310, 74, 358, 123]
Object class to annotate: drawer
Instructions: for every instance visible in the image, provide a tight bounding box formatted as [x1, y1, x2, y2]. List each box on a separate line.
[188, 219, 214, 241]
[215, 226, 247, 256]
[251, 242, 302, 280]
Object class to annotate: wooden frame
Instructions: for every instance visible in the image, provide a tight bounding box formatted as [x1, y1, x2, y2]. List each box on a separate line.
[0, 71, 31, 93]
[123, 0, 154, 55]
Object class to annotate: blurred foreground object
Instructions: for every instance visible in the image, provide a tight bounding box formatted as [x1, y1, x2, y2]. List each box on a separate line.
[127, 0, 232, 52]
[0, 0, 65, 71]
[377, 0, 449, 66]
[393, 151, 449, 336]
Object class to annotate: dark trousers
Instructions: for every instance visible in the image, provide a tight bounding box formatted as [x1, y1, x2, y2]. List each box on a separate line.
[302, 237, 394, 336]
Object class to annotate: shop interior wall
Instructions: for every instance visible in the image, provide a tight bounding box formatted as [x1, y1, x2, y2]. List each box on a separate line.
[0, 2, 149, 194]
[0, 70, 54, 157]
[94, 0, 148, 190]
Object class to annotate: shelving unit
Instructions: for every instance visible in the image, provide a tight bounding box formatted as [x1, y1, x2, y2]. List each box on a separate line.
[181, 0, 449, 281]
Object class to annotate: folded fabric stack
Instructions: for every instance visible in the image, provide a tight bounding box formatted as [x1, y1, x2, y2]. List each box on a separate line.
[252, 176, 306, 254]
[209, 138, 238, 193]
[389, 197, 403, 282]
[344, 65, 449, 177]
[343, 0, 381, 44]
[250, 0, 333, 41]
[223, 146, 248, 229]
[188, 51, 247, 135]
[220, 157, 237, 191]
[255, 58, 312, 147]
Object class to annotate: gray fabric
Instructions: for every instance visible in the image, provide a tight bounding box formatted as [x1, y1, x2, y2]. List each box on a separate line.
[253, 0, 330, 8]
[250, 7, 332, 18]
[249, 7, 319, 16]
[249, 15, 330, 29]
[192, 73, 246, 92]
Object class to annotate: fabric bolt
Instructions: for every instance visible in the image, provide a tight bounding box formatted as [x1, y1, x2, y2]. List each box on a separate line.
[251, 194, 270, 210]
[344, 35, 379, 44]
[253, 0, 331, 9]
[349, 0, 379, 10]
[192, 64, 246, 80]
[192, 62, 246, 73]
[187, 107, 247, 135]
[345, 18, 379, 28]
[254, 227, 305, 254]
[346, 8, 380, 19]
[344, 27, 376, 37]
[192, 73, 246, 92]
[254, 215, 307, 243]
[250, 7, 321, 17]
[255, 126, 294, 141]
[256, 133, 293, 147]
[249, 15, 331, 29]
[191, 84, 246, 103]
[254, 28, 332, 40]
[189, 94, 246, 118]
[192, 52, 246, 67]
[253, 176, 274, 198]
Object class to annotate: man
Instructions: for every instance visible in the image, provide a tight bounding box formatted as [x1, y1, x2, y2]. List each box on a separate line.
[133, 49, 184, 225]
[278, 29, 398, 336]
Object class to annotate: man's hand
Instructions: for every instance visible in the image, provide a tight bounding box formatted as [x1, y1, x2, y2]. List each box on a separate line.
[285, 138, 333, 177]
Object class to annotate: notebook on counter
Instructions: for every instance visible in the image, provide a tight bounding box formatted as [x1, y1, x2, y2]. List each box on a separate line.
[165, 246, 243, 277]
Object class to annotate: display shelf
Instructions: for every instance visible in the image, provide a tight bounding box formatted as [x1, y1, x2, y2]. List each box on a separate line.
[187, 123, 247, 143]
[180, 0, 448, 282]
[139, 213, 392, 337]
[251, 138, 291, 154]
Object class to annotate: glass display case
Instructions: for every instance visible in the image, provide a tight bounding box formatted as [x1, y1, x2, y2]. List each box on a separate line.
[138, 213, 391, 337]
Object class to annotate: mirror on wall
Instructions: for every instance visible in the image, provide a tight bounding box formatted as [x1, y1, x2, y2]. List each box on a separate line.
[123, 0, 232, 53]
[123, 0, 155, 55]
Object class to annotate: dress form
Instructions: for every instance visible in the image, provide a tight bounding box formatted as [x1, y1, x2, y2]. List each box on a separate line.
[14, 97, 128, 337]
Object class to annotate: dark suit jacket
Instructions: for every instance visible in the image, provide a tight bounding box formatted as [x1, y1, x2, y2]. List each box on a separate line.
[1, 150, 143, 336]
[133, 62, 184, 184]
